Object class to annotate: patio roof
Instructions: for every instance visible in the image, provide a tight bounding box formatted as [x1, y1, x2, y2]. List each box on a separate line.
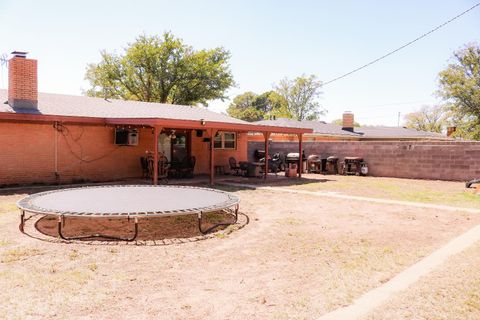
[0, 89, 312, 134]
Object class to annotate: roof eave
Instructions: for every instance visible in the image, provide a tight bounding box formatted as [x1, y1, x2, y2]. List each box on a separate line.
[0, 113, 312, 134]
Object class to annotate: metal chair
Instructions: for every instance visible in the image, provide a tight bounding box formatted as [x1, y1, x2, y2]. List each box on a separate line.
[229, 157, 242, 175]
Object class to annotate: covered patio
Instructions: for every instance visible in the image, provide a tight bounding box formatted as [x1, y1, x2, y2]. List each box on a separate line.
[105, 117, 312, 186]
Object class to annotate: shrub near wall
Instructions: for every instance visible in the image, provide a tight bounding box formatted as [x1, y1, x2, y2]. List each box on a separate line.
[248, 140, 480, 181]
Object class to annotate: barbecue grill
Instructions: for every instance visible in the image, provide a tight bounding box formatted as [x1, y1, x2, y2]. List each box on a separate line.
[307, 154, 322, 173]
[326, 156, 339, 174]
[286, 152, 307, 173]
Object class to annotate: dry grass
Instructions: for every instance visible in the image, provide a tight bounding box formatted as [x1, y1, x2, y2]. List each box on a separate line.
[0, 180, 479, 319]
[363, 241, 480, 320]
[285, 174, 480, 209]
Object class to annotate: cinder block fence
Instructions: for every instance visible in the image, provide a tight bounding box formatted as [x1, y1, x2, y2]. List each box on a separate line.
[248, 140, 480, 181]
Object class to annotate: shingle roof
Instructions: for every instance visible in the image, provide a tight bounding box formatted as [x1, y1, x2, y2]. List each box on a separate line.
[253, 118, 448, 140]
[0, 89, 247, 125]
[356, 126, 446, 139]
[254, 118, 361, 137]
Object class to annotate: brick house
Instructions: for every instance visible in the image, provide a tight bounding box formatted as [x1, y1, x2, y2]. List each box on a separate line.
[0, 52, 310, 186]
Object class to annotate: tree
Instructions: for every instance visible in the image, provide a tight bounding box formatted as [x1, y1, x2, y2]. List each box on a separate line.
[274, 75, 325, 121]
[85, 32, 234, 106]
[404, 105, 447, 133]
[226, 90, 290, 121]
[438, 44, 480, 139]
[226, 92, 262, 122]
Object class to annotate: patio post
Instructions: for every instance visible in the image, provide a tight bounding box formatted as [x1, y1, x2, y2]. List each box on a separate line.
[298, 133, 303, 178]
[153, 126, 159, 185]
[209, 129, 218, 185]
[263, 131, 271, 180]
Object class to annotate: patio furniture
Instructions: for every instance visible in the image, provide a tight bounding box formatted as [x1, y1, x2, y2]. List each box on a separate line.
[177, 155, 196, 178]
[229, 157, 242, 175]
[17, 185, 240, 241]
[239, 161, 249, 176]
[145, 153, 169, 182]
[140, 156, 151, 179]
[246, 162, 263, 178]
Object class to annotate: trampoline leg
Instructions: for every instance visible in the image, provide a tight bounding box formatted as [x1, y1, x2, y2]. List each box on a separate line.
[198, 207, 239, 235]
[19, 210, 25, 233]
[126, 217, 139, 242]
[198, 212, 205, 234]
[233, 205, 239, 224]
[58, 215, 67, 240]
[57, 215, 138, 242]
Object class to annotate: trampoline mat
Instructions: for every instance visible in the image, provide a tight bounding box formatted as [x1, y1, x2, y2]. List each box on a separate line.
[17, 185, 239, 217]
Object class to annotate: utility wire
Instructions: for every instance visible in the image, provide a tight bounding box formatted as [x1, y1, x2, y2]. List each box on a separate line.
[323, 2, 480, 86]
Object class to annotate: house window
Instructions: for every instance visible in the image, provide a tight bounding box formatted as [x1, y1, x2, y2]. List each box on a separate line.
[214, 131, 237, 150]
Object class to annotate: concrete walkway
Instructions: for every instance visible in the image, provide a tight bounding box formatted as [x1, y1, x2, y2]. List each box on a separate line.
[318, 223, 480, 320]
[220, 181, 480, 319]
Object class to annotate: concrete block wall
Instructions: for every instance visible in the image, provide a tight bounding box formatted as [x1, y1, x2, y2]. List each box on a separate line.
[248, 140, 480, 181]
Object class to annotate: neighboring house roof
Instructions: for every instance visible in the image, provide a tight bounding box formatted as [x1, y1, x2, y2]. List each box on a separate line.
[253, 118, 448, 140]
[355, 126, 447, 139]
[254, 118, 360, 137]
[0, 89, 311, 134]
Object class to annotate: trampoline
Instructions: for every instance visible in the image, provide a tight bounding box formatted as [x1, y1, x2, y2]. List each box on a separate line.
[17, 185, 240, 241]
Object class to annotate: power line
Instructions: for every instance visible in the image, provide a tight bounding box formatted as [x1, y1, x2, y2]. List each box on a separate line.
[323, 2, 480, 86]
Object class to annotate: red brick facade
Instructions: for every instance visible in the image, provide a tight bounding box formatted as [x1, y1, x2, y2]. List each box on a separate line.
[0, 121, 247, 186]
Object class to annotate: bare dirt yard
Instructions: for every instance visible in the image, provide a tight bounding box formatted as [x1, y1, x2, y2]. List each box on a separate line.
[1, 177, 480, 319]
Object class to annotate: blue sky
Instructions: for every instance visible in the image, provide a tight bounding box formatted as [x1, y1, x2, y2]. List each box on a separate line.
[1, 0, 479, 125]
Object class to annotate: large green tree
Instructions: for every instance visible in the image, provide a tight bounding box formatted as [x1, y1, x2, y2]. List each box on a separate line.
[85, 32, 234, 106]
[274, 75, 325, 121]
[438, 44, 480, 139]
[403, 105, 447, 133]
[226, 90, 290, 121]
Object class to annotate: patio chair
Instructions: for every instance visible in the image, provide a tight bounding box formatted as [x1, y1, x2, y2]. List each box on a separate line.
[178, 156, 196, 178]
[229, 157, 242, 175]
[140, 156, 150, 179]
[158, 154, 169, 183]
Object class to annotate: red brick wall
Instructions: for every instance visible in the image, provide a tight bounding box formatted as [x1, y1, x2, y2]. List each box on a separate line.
[0, 121, 154, 186]
[249, 140, 480, 181]
[0, 122, 249, 186]
[191, 131, 248, 174]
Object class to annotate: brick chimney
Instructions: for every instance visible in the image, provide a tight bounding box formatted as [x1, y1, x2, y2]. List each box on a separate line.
[8, 51, 38, 109]
[342, 111, 354, 132]
[447, 126, 456, 137]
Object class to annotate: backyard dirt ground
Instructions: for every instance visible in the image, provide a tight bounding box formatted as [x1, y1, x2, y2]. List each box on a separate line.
[1, 176, 480, 319]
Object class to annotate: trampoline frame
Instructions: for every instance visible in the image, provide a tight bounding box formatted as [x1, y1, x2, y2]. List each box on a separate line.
[17, 185, 240, 241]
